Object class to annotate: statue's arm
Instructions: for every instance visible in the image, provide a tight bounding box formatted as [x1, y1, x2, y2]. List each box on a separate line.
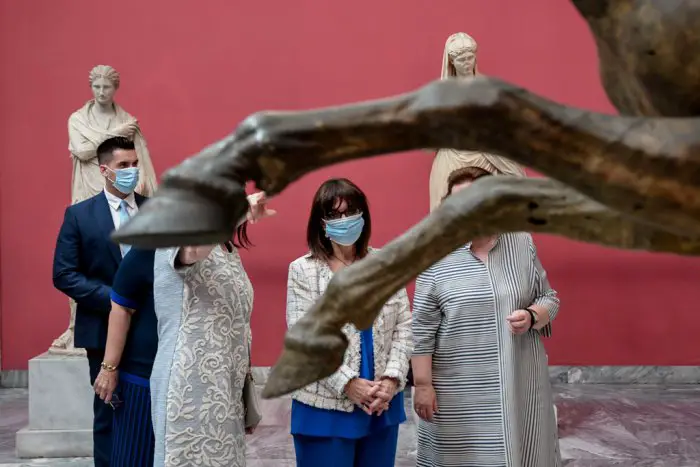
[68, 117, 103, 162]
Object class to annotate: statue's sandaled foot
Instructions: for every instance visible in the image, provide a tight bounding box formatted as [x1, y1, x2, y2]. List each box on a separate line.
[48, 329, 86, 357]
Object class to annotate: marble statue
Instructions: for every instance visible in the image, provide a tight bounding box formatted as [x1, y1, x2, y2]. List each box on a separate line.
[49, 65, 158, 355]
[429, 32, 524, 211]
[112, 0, 700, 398]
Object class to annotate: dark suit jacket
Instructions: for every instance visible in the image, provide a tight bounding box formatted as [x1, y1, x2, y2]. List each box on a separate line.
[53, 191, 147, 350]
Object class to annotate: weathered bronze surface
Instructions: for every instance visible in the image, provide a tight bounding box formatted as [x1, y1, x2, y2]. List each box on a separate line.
[113, 0, 700, 398]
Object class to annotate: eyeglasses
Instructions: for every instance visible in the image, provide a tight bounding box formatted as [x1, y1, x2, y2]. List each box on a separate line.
[108, 393, 123, 410]
[324, 209, 361, 221]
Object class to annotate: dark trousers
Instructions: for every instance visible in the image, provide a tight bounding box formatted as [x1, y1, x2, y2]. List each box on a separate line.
[293, 424, 400, 467]
[87, 349, 113, 467]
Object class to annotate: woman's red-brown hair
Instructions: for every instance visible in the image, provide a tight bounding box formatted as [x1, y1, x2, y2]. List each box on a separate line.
[443, 166, 492, 201]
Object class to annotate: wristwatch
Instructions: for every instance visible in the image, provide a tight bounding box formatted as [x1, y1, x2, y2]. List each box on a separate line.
[525, 308, 538, 330]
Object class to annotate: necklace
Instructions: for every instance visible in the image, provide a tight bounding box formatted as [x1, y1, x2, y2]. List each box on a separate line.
[333, 255, 354, 267]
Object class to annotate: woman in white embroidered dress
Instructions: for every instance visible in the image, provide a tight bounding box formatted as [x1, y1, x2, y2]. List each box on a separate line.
[150, 193, 275, 467]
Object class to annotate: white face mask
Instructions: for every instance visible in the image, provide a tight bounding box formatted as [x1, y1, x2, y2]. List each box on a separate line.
[105, 167, 140, 194]
[324, 213, 365, 246]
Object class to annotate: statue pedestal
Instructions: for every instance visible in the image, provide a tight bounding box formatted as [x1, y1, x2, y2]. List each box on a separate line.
[15, 352, 93, 458]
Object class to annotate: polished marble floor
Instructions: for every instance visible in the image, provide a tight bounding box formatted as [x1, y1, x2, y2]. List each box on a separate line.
[1, 384, 699, 466]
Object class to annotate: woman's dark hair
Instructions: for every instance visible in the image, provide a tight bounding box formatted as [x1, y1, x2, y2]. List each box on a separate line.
[307, 178, 371, 260]
[232, 222, 252, 249]
[442, 166, 492, 201]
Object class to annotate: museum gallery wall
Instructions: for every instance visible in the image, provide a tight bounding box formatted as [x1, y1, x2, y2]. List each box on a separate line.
[1, 0, 699, 371]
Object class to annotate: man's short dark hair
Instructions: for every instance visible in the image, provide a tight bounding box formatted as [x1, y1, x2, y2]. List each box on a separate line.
[96, 137, 135, 165]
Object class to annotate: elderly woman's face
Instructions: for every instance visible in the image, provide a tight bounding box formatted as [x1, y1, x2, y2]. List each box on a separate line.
[451, 51, 476, 78]
[91, 77, 116, 106]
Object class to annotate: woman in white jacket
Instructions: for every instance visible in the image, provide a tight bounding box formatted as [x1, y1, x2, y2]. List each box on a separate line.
[286, 178, 412, 467]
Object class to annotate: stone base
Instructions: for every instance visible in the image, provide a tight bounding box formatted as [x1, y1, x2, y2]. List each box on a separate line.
[15, 428, 93, 458]
[15, 352, 94, 458]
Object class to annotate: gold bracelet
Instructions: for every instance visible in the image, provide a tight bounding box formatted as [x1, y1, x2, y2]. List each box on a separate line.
[101, 362, 118, 372]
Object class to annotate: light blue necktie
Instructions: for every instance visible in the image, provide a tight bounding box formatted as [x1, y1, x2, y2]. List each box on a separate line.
[119, 200, 131, 256]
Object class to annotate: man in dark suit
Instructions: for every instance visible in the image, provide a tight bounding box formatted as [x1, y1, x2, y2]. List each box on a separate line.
[53, 136, 148, 467]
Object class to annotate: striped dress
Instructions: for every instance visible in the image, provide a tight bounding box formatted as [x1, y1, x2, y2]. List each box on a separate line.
[412, 232, 561, 467]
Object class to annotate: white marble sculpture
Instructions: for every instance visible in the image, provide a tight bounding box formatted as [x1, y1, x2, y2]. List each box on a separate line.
[428, 32, 524, 212]
[49, 65, 158, 355]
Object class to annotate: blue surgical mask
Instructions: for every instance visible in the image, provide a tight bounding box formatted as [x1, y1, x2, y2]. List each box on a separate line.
[324, 213, 365, 246]
[108, 167, 140, 195]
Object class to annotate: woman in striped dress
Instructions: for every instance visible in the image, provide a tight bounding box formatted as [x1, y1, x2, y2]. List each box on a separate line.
[412, 166, 561, 467]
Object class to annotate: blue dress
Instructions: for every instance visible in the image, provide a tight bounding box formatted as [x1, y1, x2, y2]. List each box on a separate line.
[109, 247, 158, 467]
[291, 328, 406, 467]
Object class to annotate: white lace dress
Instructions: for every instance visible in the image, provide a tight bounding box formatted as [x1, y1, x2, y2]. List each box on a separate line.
[150, 246, 253, 467]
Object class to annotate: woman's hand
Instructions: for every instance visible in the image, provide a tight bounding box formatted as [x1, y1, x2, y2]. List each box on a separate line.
[506, 309, 532, 335]
[369, 377, 398, 415]
[414, 383, 438, 422]
[245, 423, 258, 435]
[246, 191, 277, 224]
[94, 368, 119, 403]
[344, 378, 379, 414]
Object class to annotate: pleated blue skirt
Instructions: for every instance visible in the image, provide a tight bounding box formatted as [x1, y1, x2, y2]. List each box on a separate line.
[111, 372, 155, 467]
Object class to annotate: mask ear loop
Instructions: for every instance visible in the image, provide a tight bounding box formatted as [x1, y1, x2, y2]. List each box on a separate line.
[101, 166, 116, 185]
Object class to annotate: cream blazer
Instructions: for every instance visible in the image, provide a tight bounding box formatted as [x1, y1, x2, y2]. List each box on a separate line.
[286, 251, 412, 412]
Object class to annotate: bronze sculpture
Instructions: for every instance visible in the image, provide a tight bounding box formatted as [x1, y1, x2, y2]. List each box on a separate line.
[113, 0, 700, 398]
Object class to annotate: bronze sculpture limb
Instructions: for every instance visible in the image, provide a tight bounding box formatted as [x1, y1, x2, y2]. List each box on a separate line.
[115, 77, 700, 249]
[111, 0, 700, 397]
[260, 175, 700, 397]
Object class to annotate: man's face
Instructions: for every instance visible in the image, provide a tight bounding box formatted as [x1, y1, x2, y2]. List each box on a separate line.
[100, 149, 139, 177]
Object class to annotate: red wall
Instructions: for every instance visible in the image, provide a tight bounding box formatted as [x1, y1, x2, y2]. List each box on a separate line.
[2, 0, 699, 370]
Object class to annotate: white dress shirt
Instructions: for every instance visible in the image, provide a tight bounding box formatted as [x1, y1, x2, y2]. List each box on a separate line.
[103, 189, 138, 258]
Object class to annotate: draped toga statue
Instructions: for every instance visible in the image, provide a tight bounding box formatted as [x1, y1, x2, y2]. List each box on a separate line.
[111, 0, 700, 398]
[429, 32, 524, 211]
[49, 65, 158, 355]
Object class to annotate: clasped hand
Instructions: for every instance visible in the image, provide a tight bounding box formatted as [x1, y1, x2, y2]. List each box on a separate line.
[344, 377, 397, 415]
